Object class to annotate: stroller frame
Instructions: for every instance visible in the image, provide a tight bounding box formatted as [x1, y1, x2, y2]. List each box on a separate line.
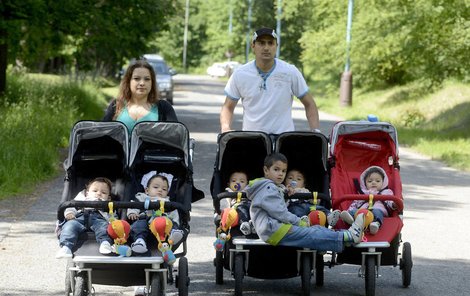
[211, 130, 330, 296]
[58, 121, 202, 296]
[328, 120, 412, 296]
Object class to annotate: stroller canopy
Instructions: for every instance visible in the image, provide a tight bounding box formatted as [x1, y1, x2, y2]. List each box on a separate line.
[64, 121, 129, 171]
[129, 121, 190, 168]
[329, 121, 399, 158]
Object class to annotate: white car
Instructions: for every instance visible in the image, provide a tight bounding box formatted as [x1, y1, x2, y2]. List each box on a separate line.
[207, 61, 241, 77]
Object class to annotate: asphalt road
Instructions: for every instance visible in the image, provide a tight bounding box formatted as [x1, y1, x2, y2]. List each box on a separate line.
[1, 74, 469, 295]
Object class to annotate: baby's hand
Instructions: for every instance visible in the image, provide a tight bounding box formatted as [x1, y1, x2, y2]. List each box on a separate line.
[65, 213, 75, 220]
[386, 200, 398, 210]
[299, 215, 310, 227]
[128, 213, 139, 221]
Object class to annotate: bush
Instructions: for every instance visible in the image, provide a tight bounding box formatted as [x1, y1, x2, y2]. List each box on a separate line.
[0, 73, 106, 198]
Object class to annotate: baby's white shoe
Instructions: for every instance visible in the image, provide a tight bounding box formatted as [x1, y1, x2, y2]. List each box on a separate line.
[99, 241, 112, 255]
[56, 246, 72, 259]
[369, 221, 380, 235]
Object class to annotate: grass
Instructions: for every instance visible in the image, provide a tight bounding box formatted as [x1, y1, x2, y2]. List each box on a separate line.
[316, 79, 470, 171]
[0, 73, 107, 199]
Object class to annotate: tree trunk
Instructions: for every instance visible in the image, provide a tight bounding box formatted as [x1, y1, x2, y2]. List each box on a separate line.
[0, 28, 7, 95]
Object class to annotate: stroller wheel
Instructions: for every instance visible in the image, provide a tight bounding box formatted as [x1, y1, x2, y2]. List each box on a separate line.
[215, 250, 224, 285]
[365, 256, 376, 296]
[400, 242, 413, 287]
[300, 253, 312, 296]
[177, 257, 189, 296]
[65, 259, 72, 296]
[150, 272, 164, 296]
[315, 253, 324, 287]
[73, 271, 89, 296]
[234, 253, 245, 296]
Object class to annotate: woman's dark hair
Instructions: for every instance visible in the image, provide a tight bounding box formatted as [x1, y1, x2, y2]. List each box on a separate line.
[264, 152, 288, 168]
[114, 59, 159, 120]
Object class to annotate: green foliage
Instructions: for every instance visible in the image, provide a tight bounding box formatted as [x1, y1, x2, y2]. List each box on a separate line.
[0, 73, 105, 198]
[300, 0, 469, 93]
[3, 0, 175, 78]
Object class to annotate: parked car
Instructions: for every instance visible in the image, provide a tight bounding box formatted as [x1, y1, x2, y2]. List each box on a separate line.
[143, 54, 177, 105]
[207, 61, 241, 77]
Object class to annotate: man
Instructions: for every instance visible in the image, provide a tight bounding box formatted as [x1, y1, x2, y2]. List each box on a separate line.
[220, 27, 320, 134]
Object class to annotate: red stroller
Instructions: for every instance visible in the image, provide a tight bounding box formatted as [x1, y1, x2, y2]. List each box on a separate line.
[329, 120, 412, 296]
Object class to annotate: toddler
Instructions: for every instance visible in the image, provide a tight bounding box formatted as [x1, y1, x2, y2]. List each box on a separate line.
[247, 153, 365, 252]
[127, 173, 184, 254]
[285, 169, 340, 227]
[56, 177, 114, 258]
[340, 166, 396, 234]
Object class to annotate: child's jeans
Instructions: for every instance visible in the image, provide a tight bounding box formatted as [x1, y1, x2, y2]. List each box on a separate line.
[288, 201, 329, 218]
[349, 208, 384, 225]
[236, 201, 251, 223]
[130, 216, 180, 242]
[279, 225, 344, 253]
[59, 211, 111, 250]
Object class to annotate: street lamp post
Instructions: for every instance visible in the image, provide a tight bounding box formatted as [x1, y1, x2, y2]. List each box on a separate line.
[246, 0, 253, 63]
[276, 0, 282, 58]
[182, 0, 190, 73]
[339, 0, 354, 107]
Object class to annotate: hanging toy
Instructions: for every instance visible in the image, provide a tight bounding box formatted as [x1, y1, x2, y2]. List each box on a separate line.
[112, 244, 132, 257]
[106, 202, 132, 257]
[149, 214, 176, 265]
[159, 241, 176, 265]
[213, 232, 229, 252]
[308, 192, 327, 226]
[355, 208, 374, 228]
[355, 194, 376, 229]
[213, 192, 242, 251]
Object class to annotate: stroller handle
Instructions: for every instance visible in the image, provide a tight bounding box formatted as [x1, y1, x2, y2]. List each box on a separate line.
[213, 191, 329, 214]
[332, 194, 403, 212]
[57, 200, 186, 221]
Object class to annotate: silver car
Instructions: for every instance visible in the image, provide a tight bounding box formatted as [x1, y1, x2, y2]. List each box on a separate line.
[143, 54, 176, 105]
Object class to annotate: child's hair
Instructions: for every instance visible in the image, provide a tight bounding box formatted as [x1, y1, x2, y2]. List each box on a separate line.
[86, 177, 113, 193]
[229, 170, 248, 179]
[264, 153, 288, 168]
[146, 174, 169, 188]
[363, 166, 385, 183]
[286, 168, 307, 186]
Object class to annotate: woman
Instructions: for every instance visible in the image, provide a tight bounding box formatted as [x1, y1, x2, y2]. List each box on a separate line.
[103, 59, 177, 130]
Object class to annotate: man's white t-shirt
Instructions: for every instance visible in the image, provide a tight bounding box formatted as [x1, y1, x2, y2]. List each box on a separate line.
[224, 59, 309, 134]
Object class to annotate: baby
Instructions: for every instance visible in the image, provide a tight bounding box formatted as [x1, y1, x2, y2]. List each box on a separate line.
[285, 169, 340, 227]
[340, 166, 397, 234]
[127, 173, 184, 254]
[56, 177, 114, 258]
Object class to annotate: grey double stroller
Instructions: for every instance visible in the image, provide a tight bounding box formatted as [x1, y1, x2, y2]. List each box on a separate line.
[57, 120, 203, 296]
[211, 130, 330, 296]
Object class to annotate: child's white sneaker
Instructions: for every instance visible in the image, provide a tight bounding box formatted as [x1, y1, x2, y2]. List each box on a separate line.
[327, 210, 341, 227]
[369, 221, 380, 234]
[99, 241, 112, 255]
[56, 246, 72, 259]
[170, 229, 184, 245]
[239, 221, 251, 235]
[348, 213, 365, 244]
[249, 220, 256, 234]
[340, 210, 355, 225]
[131, 238, 148, 254]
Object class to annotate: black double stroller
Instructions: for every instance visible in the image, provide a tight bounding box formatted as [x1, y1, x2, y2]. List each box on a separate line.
[211, 130, 330, 296]
[57, 120, 203, 296]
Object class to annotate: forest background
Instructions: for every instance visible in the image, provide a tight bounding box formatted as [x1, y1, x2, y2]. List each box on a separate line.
[0, 0, 469, 198]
